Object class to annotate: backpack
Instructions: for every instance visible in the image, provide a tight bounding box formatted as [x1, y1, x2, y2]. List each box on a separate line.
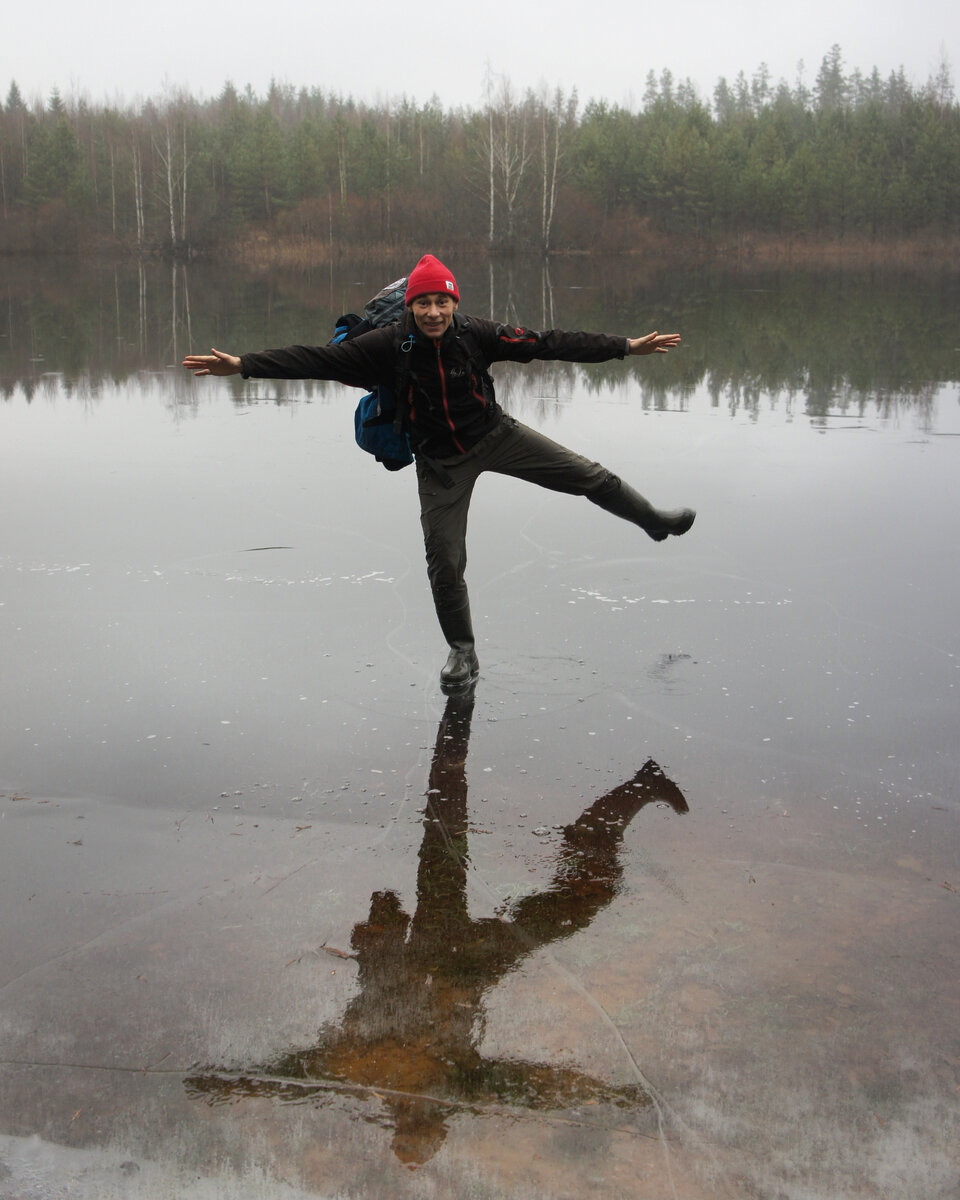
[331, 275, 491, 474]
[331, 275, 414, 472]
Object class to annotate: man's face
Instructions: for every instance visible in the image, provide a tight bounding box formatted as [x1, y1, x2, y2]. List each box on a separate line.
[409, 292, 458, 341]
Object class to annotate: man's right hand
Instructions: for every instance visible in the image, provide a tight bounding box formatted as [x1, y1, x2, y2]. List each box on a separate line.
[627, 332, 681, 356]
[182, 348, 242, 376]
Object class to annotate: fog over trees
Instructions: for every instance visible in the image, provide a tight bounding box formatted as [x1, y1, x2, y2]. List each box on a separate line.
[1, 47, 957, 257]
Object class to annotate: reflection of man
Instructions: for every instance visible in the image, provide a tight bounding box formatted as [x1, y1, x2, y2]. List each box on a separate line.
[183, 254, 694, 689]
[186, 687, 689, 1165]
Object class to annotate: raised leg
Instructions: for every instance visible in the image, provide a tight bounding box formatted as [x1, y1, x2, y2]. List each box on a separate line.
[481, 417, 695, 542]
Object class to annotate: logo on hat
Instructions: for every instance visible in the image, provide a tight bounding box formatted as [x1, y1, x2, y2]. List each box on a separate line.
[445, 280, 454, 292]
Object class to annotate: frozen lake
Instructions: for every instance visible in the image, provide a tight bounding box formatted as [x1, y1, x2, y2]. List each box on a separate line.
[1, 257, 958, 1198]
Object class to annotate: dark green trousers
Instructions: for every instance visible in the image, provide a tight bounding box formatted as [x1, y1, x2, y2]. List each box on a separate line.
[416, 415, 628, 624]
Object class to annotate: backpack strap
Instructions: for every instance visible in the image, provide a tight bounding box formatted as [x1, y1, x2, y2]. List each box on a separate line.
[393, 314, 416, 434]
[330, 313, 365, 345]
[455, 317, 493, 402]
[455, 316, 488, 367]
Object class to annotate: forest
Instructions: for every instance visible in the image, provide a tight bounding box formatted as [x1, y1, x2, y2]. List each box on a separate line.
[1, 46, 958, 260]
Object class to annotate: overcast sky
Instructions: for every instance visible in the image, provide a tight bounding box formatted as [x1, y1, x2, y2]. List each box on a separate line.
[5, 0, 957, 112]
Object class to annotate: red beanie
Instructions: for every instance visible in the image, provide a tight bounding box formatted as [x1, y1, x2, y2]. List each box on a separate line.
[405, 254, 459, 304]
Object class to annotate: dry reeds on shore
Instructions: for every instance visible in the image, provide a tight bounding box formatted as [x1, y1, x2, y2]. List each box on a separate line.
[226, 231, 960, 273]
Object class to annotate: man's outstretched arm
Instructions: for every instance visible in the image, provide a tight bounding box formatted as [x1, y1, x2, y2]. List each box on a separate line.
[627, 331, 681, 355]
[183, 327, 397, 386]
[473, 318, 680, 365]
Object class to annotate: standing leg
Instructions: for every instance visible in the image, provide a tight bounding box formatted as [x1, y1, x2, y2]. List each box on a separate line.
[416, 457, 480, 688]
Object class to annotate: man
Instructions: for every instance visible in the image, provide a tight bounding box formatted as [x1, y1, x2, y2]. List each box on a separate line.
[183, 253, 694, 690]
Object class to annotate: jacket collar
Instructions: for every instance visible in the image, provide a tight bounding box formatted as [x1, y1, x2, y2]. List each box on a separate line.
[409, 310, 463, 350]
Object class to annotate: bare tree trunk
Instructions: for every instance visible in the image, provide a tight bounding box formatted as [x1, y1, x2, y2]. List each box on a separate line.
[109, 142, 117, 236]
[384, 106, 391, 239]
[540, 90, 563, 254]
[16, 112, 27, 190]
[170, 261, 178, 362]
[540, 258, 555, 328]
[88, 134, 98, 209]
[164, 123, 177, 249]
[182, 264, 192, 348]
[336, 123, 347, 204]
[484, 75, 531, 250]
[137, 258, 147, 351]
[154, 116, 191, 254]
[132, 137, 145, 253]
[180, 123, 188, 248]
[488, 109, 495, 248]
[483, 67, 495, 249]
[540, 105, 549, 251]
[499, 111, 530, 245]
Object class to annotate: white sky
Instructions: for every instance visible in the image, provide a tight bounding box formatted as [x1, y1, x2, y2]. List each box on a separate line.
[4, 0, 957, 112]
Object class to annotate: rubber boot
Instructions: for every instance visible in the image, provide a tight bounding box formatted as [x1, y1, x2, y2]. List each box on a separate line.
[436, 601, 480, 691]
[571, 759, 689, 834]
[590, 479, 695, 542]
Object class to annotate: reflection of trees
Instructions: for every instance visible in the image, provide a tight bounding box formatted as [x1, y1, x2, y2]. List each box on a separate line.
[1, 259, 956, 417]
[185, 687, 689, 1166]
[165, 262, 194, 367]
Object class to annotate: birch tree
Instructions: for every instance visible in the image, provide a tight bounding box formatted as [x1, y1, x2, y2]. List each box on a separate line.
[538, 86, 577, 254]
[154, 109, 191, 253]
[481, 71, 533, 249]
[131, 130, 145, 253]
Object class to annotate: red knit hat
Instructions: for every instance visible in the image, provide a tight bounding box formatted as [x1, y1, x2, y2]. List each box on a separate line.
[404, 254, 459, 304]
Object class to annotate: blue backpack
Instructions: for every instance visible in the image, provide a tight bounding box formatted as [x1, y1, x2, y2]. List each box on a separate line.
[331, 276, 414, 472]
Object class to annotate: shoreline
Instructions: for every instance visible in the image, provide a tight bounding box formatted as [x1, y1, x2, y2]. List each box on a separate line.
[230, 231, 960, 271]
[3, 231, 959, 272]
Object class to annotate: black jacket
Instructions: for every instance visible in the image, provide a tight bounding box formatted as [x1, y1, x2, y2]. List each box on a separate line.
[239, 314, 629, 460]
